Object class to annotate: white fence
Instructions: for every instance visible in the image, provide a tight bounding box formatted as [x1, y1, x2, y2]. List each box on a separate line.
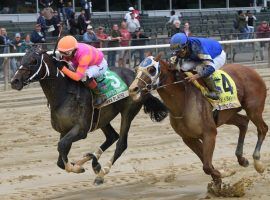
[1, 38, 270, 90]
[1, 38, 270, 58]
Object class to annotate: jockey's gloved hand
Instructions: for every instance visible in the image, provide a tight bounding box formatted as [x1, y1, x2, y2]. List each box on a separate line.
[170, 55, 178, 65]
[52, 56, 66, 70]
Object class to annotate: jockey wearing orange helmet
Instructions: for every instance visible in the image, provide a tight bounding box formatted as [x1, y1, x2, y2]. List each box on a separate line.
[55, 35, 108, 106]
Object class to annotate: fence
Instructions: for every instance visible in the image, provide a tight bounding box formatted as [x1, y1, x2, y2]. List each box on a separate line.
[1, 37, 270, 90]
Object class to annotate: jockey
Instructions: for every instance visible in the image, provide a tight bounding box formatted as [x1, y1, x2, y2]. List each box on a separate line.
[170, 33, 226, 100]
[55, 35, 108, 106]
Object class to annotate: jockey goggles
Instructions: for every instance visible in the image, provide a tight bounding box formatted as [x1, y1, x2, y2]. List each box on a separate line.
[170, 43, 188, 53]
[59, 50, 73, 56]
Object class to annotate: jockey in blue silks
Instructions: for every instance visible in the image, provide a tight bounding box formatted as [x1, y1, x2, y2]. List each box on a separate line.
[170, 33, 226, 100]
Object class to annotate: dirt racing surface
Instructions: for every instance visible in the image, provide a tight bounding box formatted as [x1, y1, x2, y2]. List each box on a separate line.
[0, 68, 270, 200]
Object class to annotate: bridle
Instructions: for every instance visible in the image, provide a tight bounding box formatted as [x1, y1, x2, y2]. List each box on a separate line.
[135, 61, 186, 93]
[17, 51, 62, 85]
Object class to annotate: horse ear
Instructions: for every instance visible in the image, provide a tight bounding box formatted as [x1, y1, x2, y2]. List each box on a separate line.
[154, 51, 164, 62]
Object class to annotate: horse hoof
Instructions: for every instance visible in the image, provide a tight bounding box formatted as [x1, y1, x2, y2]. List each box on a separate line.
[254, 160, 265, 174]
[239, 158, 249, 167]
[94, 176, 104, 185]
[57, 160, 65, 170]
[93, 163, 101, 174]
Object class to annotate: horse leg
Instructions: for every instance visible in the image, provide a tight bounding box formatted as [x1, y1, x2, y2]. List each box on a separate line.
[225, 113, 250, 167]
[246, 110, 268, 173]
[58, 124, 88, 173]
[57, 133, 70, 170]
[94, 107, 139, 185]
[76, 124, 119, 174]
[202, 128, 222, 187]
[182, 136, 203, 162]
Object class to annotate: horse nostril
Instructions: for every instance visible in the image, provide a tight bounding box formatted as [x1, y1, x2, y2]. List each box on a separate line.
[11, 79, 19, 85]
[133, 86, 139, 92]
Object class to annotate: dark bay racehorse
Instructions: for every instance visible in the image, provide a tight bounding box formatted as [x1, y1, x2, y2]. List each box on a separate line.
[11, 47, 168, 185]
[129, 54, 268, 188]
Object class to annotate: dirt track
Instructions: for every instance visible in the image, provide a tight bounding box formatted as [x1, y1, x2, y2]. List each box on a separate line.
[0, 68, 270, 200]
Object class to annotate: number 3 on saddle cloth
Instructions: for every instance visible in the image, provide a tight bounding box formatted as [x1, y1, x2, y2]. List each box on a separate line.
[185, 70, 241, 111]
[92, 69, 129, 108]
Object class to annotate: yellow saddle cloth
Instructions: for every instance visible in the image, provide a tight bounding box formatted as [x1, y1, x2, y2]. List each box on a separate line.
[185, 70, 241, 110]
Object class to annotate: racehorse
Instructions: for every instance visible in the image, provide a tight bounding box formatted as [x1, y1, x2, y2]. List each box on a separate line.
[129, 53, 268, 188]
[11, 46, 168, 185]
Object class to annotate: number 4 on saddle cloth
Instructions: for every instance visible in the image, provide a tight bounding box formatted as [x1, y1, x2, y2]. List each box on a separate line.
[185, 70, 241, 111]
[92, 70, 129, 108]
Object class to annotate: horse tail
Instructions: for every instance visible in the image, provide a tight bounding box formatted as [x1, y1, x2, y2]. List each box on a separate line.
[142, 93, 168, 122]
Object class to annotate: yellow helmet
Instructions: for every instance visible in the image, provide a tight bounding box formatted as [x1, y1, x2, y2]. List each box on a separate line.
[57, 35, 78, 52]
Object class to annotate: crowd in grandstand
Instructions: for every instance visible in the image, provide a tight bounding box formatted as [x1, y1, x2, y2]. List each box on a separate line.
[1, 0, 270, 77]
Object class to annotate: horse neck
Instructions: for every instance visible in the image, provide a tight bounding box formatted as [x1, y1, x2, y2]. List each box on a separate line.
[39, 55, 69, 109]
[157, 69, 187, 117]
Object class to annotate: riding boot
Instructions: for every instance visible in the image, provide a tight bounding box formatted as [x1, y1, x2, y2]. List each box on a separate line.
[203, 76, 220, 100]
[85, 78, 107, 107]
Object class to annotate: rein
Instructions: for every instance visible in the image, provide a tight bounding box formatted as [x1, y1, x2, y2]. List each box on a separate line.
[135, 65, 187, 120]
[135, 68, 186, 93]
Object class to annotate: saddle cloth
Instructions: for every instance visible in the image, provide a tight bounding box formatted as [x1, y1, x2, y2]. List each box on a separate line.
[185, 70, 241, 111]
[94, 69, 129, 108]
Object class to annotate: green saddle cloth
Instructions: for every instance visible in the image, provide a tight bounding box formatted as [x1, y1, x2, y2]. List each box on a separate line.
[93, 69, 128, 100]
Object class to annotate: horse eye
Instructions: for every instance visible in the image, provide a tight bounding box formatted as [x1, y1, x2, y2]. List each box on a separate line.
[148, 66, 156, 76]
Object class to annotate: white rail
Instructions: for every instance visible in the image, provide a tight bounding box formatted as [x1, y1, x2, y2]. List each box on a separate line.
[1, 38, 270, 58]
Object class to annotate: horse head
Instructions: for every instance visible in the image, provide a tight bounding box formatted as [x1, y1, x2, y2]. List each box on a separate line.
[11, 45, 55, 90]
[129, 52, 177, 101]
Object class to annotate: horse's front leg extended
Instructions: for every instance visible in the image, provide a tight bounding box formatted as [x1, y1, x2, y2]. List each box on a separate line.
[75, 124, 119, 174]
[202, 128, 222, 188]
[58, 124, 87, 173]
[94, 115, 133, 185]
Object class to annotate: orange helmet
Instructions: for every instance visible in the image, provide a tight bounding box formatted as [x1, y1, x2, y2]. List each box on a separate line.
[57, 35, 78, 52]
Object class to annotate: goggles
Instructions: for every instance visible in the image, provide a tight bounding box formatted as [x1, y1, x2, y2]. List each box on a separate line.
[59, 50, 73, 56]
[170, 43, 188, 52]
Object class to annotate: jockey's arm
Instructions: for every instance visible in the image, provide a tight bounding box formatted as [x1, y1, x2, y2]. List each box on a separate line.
[198, 59, 215, 78]
[60, 55, 90, 81]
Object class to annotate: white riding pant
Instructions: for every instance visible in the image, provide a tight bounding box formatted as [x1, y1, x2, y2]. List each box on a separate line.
[181, 50, 226, 71]
[85, 58, 108, 79]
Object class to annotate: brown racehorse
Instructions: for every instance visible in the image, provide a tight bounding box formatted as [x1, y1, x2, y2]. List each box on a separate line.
[129, 53, 268, 188]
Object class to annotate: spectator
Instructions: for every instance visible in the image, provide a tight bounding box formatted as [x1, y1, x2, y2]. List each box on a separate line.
[10, 33, 23, 74]
[246, 10, 257, 39]
[181, 22, 192, 36]
[131, 28, 150, 63]
[256, 21, 270, 60]
[0, 28, 12, 53]
[124, 7, 134, 21]
[21, 34, 33, 52]
[78, 9, 89, 35]
[107, 24, 122, 68]
[118, 21, 131, 67]
[42, 6, 54, 20]
[236, 10, 249, 39]
[40, 0, 53, 8]
[80, 0, 91, 21]
[46, 11, 61, 37]
[56, 0, 66, 22]
[37, 10, 47, 34]
[0, 28, 5, 71]
[96, 26, 108, 48]
[68, 12, 78, 35]
[31, 24, 46, 43]
[11, 33, 23, 53]
[83, 25, 98, 45]
[167, 10, 180, 25]
[127, 12, 140, 34]
[170, 20, 181, 36]
[65, 1, 74, 20]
